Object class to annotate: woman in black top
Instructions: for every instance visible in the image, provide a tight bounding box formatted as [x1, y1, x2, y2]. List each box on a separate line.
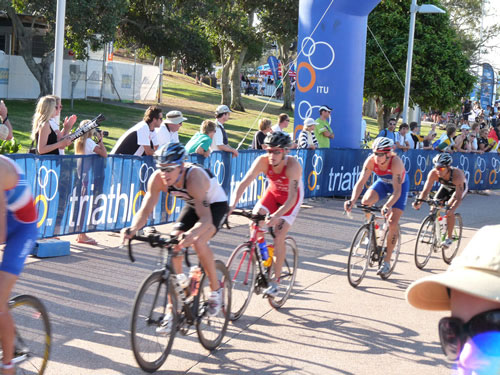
[31, 96, 72, 155]
[478, 128, 494, 152]
[251, 118, 272, 149]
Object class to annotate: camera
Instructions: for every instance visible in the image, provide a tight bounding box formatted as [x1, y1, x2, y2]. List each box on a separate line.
[96, 128, 109, 137]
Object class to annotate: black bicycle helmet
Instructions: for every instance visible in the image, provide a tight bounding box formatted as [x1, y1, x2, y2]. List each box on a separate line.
[433, 152, 452, 167]
[263, 131, 292, 148]
[154, 142, 186, 167]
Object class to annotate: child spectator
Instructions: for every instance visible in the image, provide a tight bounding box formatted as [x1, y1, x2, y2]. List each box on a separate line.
[185, 120, 216, 157]
[251, 118, 272, 149]
[298, 118, 319, 150]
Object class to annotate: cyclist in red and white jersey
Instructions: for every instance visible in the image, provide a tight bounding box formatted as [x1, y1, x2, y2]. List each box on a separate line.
[229, 131, 303, 297]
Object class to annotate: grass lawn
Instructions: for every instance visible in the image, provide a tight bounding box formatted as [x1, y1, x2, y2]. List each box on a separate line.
[4, 71, 442, 152]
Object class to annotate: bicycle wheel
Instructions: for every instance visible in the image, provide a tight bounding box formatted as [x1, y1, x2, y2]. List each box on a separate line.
[130, 271, 177, 373]
[226, 243, 256, 321]
[442, 213, 463, 264]
[268, 237, 298, 309]
[9, 295, 51, 375]
[347, 224, 371, 287]
[196, 260, 231, 350]
[414, 216, 435, 269]
[379, 225, 401, 280]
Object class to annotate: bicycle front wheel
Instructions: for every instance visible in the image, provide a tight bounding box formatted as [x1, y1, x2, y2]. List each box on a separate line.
[196, 260, 231, 350]
[130, 271, 176, 373]
[347, 224, 371, 287]
[442, 213, 462, 264]
[9, 295, 51, 375]
[226, 243, 256, 321]
[415, 216, 435, 269]
[380, 225, 401, 280]
[268, 237, 298, 309]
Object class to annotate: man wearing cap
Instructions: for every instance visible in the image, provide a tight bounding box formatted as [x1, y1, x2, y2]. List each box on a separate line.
[406, 225, 500, 375]
[212, 105, 238, 158]
[156, 110, 186, 147]
[315, 105, 334, 148]
[111, 106, 161, 156]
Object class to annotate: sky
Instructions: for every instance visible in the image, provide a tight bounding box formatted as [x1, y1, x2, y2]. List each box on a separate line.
[481, 0, 500, 74]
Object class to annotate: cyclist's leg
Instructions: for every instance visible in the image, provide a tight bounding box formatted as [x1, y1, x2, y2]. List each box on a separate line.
[271, 219, 291, 281]
[0, 271, 17, 372]
[171, 205, 198, 275]
[252, 190, 277, 239]
[384, 208, 403, 261]
[445, 186, 467, 239]
[361, 181, 382, 220]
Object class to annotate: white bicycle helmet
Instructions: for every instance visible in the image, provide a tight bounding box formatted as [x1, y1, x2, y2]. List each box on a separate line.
[372, 137, 394, 153]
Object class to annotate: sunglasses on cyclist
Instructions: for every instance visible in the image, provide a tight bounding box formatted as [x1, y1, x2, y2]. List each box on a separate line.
[266, 149, 283, 155]
[439, 309, 500, 361]
[159, 165, 180, 173]
[374, 152, 388, 157]
[436, 166, 447, 171]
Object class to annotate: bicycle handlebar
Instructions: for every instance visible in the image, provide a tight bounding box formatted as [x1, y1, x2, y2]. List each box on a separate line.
[354, 204, 385, 213]
[126, 230, 179, 263]
[414, 198, 447, 208]
[230, 209, 275, 237]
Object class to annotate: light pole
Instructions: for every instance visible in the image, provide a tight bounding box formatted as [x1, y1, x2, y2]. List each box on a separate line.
[402, 0, 445, 123]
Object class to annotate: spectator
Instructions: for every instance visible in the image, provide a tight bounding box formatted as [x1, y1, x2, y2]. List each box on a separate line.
[454, 124, 471, 153]
[212, 105, 238, 158]
[185, 120, 216, 157]
[271, 113, 297, 148]
[469, 122, 482, 153]
[156, 110, 186, 147]
[436, 126, 456, 153]
[406, 225, 500, 375]
[0, 100, 13, 141]
[31, 95, 72, 155]
[111, 106, 162, 156]
[251, 118, 272, 150]
[298, 118, 319, 150]
[462, 98, 472, 122]
[376, 118, 397, 142]
[488, 123, 500, 143]
[427, 122, 437, 139]
[48, 95, 77, 155]
[315, 105, 334, 148]
[74, 120, 107, 245]
[395, 123, 411, 151]
[422, 132, 437, 150]
[478, 127, 495, 152]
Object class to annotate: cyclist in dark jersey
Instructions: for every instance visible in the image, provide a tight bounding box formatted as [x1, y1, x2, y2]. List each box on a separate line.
[344, 137, 409, 277]
[229, 131, 303, 297]
[121, 143, 228, 318]
[0, 156, 38, 374]
[413, 153, 467, 248]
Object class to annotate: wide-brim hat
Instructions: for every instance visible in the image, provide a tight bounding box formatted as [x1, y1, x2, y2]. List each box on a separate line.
[164, 110, 187, 125]
[406, 225, 500, 311]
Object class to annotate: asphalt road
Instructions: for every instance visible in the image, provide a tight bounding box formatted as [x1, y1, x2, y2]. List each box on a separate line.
[12, 190, 500, 375]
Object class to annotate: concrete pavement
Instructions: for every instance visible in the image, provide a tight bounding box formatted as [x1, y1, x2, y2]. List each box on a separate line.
[12, 191, 500, 374]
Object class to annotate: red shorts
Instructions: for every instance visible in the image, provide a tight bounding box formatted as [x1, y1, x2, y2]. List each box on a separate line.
[253, 187, 303, 225]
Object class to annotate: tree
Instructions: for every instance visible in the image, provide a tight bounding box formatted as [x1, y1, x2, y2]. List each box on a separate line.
[365, 0, 475, 128]
[4, 0, 125, 96]
[258, 0, 299, 110]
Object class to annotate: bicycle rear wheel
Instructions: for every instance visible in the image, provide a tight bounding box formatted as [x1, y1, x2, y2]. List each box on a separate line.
[379, 225, 401, 280]
[347, 224, 371, 287]
[9, 295, 51, 375]
[414, 216, 435, 269]
[130, 271, 177, 373]
[442, 213, 462, 264]
[196, 260, 231, 350]
[268, 237, 298, 309]
[226, 243, 256, 321]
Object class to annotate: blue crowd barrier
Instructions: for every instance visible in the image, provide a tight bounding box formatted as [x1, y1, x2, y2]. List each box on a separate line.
[8, 149, 500, 238]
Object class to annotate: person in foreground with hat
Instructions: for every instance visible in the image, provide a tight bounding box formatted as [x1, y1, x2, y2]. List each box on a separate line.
[111, 106, 161, 156]
[413, 153, 467, 249]
[298, 118, 319, 150]
[406, 225, 500, 375]
[344, 137, 409, 277]
[315, 105, 334, 148]
[121, 142, 228, 326]
[212, 105, 238, 158]
[229, 131, 303, 297]
[156, 110, 186, 147]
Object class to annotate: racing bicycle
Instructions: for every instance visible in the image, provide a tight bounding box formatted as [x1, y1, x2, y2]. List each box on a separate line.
[1, 294, 51, 374]
[226, 210, 298, 321]
[346, 205, 401, 288]
[127, 233, 231, 373]
[414, 198, 463, 269]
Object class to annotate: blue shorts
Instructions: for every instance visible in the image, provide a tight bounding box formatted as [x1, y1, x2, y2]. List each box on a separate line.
[368, 177, 410, 211]
[0, 211, 38, 276]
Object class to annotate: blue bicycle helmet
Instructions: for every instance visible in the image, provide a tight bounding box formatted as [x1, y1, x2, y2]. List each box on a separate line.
[154, 142, 186, 167]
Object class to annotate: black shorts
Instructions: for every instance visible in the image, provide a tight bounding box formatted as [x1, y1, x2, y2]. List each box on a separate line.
[173, 201, 228, 233]
[435, 183, 467, 203]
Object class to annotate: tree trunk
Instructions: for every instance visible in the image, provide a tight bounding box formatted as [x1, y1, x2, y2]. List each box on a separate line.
[220, 44, 232, 106]
[278, 42, 293, 110]
[363, 97, 377, 118]
[230, 46, 247, 112]
[376, 97, 385, 131]
[7, 6, 53, 96]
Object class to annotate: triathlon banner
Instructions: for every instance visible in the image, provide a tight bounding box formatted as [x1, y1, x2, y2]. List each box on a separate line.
[8, 149, 500, 238]
[480, 63, 495, 110]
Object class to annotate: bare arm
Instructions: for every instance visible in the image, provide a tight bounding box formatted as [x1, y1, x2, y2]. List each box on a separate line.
[217, 143, 239, 157]
[37, 122, 72, 154]
[346, 157, 374, 208]
[229, 156, 267, 209]
[93, 138, 108, 158]
[0, 182, 5, 243]
[128, 172, 162, 234]
[448, 169, 466, 211]
[142, 145, 156, 156]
